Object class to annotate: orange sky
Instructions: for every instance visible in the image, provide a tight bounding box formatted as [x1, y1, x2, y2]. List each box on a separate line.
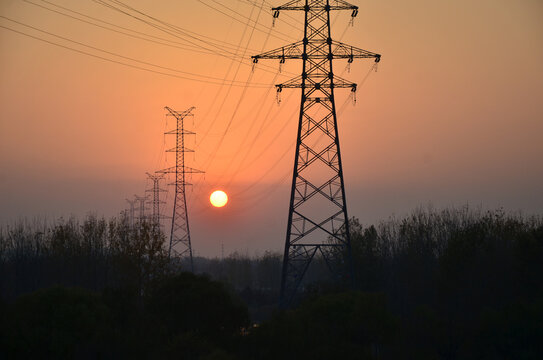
[1, 0, 542, 256]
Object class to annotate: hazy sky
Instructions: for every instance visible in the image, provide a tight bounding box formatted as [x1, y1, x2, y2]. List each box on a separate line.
[1, 0, 542, 256]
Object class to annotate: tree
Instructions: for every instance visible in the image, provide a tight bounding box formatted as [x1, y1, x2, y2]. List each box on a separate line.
[108, 218, 169, 295]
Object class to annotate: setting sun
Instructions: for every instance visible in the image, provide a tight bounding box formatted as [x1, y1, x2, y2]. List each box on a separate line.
[210, 190, 228, 208]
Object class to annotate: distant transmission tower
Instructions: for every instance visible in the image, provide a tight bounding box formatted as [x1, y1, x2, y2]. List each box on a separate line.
[134, 195, 148, 224]
[252, 0, 381, 307]
[126, 198, 137, 227]
[158, 106, 203, 272]
[145, 172, 166, 227]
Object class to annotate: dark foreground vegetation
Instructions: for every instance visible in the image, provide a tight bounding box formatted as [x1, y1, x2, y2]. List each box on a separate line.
[1, 207, 542, 359]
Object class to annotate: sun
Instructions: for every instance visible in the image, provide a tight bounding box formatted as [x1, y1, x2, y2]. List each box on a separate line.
[210, 190, 228, 208]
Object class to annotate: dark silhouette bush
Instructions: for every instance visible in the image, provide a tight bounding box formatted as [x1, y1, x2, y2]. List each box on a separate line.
[145, 272, 249, 359]
[246, 291, 397, 360]
[2, 286, 113, 359]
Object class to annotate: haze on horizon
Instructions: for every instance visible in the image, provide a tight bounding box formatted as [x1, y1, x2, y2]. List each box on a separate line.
[1, 0, 542, 257]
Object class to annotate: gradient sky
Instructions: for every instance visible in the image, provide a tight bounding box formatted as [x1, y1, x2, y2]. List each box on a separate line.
[1, 0, 542, 256]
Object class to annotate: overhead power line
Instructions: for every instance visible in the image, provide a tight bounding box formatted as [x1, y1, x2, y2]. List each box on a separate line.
[197, 0, 298, 42]
[93, 0, 259, 55]
[0, 16, 274, 87]
[85, 0, 292, 75]
[23, 0, 242, 57]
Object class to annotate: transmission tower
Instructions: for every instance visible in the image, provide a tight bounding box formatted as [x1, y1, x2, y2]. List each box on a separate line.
[157, 106, 203, 272]
[252, 0, 381, 307]
[145, 172, 166, 227]
[126, 198, 137, 227]
[134, 195, 148, 224]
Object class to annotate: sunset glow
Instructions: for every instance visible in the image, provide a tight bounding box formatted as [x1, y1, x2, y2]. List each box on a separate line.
[210, 190, 228, 208]
[0, 0, 541, 256]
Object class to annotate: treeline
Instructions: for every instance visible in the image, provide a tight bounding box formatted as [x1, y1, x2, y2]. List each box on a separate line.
[0, 213, 327, 321]
[249, 207, 543, 359]
[0, 216, 168, 301]
[1, 207, 542, 359]
[0, 274, 249, 359]
[0, 216, 283, 307]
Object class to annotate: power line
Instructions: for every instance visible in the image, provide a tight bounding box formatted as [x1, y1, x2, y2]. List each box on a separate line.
[240, 0, 305, 27]
[1, 16, 264, 84]
[197, 0, 297, 43]
[23, 0, 240, 56]
[95, 0, 260, 55]
[91, 0, 257, 62]
[27, 0, 293, 78]
[174, 0, 290, 164]
[88, 0, 291, 76]
[193, 0, 271, 168]
[211, 65, 374, 212]
[207, 5, 364, 187]
[95, 0, 290, 64]
[0, 19, 273, 87]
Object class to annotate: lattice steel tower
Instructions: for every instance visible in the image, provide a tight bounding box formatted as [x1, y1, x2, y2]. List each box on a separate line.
[158, 106, 203, 272]
[126, 198, 137, 228]
[134, 195, 148, 224]
[145, 172, 166, 227]
[252, 0, 381, 307]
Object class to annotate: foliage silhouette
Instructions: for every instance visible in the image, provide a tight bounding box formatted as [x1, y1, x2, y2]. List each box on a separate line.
[1, 286, 113, 359]
[1, 207, 542, 359]
[145, 272, 249, 359]
[245, 291, 397, 360]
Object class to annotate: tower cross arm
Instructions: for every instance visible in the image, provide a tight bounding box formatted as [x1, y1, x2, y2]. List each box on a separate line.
[165, 146, 195, 153]
[252, 41, 303, 62]
[156, 166, 205, 175]
[272, 0, 357, 11]
[275, 74, 357, 90]
[252, 41, 381, 63]
[164, 106, 195, 118]
[165, 129, 196, 135]
[146, 172, 165, 180]
[332, 41, 381, 62]
[146, 189, 168, 193]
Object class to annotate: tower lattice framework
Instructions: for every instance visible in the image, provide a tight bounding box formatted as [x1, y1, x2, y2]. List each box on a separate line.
[146, 172, 166, 227]
[253, 0, 381, 307]
[134, 195, 148, 224]
[126, 198, 137, 228]
[158, 106, 203, 272]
